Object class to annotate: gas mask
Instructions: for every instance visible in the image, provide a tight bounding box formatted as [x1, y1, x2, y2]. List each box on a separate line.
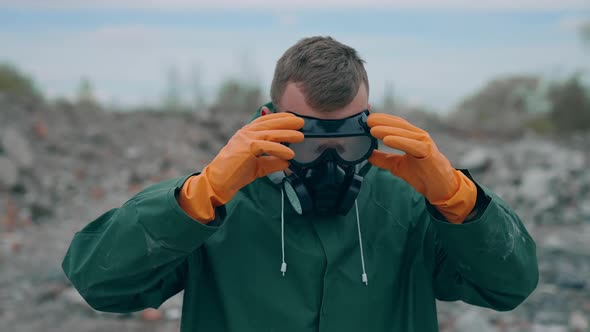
[282, 110, 377, 216]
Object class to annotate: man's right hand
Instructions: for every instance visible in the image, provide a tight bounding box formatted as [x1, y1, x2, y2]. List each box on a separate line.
[178, 113, 304, 223]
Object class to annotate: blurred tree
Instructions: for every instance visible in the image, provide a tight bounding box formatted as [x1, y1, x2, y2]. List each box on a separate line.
[162, 66, 184, 112]
[382, 80, 396, 114]
[0, 63, 42, 100]
[448, 75, 541, 135]
[76, 77, 100, 109]
[548, 74, 590, 133]
[445, 17, 590, 137]
[213, 78, 262, 115]
[579, 20, 590, 48]
[190, 66, 207, 113]
[207, 78, 263, 139]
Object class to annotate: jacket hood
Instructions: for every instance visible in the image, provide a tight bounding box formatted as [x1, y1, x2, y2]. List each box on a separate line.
[248, 101, 276, 123]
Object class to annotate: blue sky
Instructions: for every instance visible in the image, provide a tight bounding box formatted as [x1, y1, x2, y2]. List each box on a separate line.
[0, 1, 589, 113]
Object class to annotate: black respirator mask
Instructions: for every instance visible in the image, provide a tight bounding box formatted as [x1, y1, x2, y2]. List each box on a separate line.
[282, 110, 377, 217]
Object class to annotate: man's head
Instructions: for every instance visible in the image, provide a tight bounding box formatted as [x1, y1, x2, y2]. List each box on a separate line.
[258, 37, 373, 216]
[261, 36, 370, 119]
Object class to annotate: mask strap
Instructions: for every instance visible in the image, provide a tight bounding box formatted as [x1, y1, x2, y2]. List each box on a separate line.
[355, 199, 368, 285]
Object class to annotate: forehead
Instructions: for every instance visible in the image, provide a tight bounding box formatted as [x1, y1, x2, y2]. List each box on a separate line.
[278, 82, 368, 120]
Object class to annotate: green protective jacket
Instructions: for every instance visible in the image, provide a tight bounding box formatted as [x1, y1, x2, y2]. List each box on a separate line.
[62, 160, 538, 331]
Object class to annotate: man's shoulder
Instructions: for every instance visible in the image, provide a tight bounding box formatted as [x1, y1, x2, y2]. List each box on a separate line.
[362, 166, 427, 230]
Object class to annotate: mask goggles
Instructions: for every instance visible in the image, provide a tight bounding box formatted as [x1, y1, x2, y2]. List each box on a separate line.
[285, 110, 377, 167]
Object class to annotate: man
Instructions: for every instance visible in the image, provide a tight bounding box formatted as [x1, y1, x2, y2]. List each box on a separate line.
[62, 36, 538, 331]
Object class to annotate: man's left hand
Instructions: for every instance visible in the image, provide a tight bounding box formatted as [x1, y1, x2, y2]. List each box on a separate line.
[367, 113, 477, 224]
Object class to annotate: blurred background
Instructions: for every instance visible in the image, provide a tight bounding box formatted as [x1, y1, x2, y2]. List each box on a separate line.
[1, 1, 589, 331]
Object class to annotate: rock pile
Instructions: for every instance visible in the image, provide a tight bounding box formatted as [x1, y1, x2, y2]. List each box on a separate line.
[456, 137, 590, 226]
[0, 95, 589, 332]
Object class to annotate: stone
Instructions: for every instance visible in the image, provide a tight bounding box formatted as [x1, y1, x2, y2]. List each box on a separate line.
[1, 128, 34, 169]
[569, 311, 589, 331]
[0, 232, 23, 257]
[531, 324, 568, 332]
[141, 308, 162, 321]
[520, 168, 558, 202]
[0, 157, 19, 189]
[164, 307, 182, 321]
[459, 148, 493, 172]
[124, 146, 141, 160]
[454, 310, 495, 332]
[62, 287, 89, 307]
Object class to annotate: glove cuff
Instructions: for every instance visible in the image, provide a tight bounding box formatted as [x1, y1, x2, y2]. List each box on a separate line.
[178, 174, 222, 223]
[429, 170, 477, 224]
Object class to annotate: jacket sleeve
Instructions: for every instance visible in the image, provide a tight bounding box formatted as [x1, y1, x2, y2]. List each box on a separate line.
[421, 171, 539, 311]
[61, 174, 225, 313]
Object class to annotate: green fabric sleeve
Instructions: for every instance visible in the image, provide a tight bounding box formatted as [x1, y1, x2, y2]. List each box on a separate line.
[61, 174, 223, 313]
[421, 177, 539, 311]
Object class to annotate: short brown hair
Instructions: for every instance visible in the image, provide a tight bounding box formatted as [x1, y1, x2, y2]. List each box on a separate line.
[271, 36, 369, 112]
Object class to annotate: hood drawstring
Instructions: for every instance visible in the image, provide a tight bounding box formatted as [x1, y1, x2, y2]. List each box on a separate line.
[355, 199, 368, 285]
[280, 189, 287, 276]
[279, 189, 368, 285]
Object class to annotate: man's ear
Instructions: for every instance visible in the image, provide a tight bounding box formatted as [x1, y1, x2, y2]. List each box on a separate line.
[367, 103, 372, 112]
[261, 106, 272, 116]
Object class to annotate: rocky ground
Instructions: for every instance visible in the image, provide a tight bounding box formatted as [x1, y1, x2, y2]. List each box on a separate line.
[0, 95, 589, 332]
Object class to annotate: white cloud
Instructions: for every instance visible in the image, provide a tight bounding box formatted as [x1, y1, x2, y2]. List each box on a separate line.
[1, 0, 589, 11]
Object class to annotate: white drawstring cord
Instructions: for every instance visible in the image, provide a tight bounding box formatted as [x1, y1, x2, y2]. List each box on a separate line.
[355, 200, 368, 285]
[280, 189, 287, 276]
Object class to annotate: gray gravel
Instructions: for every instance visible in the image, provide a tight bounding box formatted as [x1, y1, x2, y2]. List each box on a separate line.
[1, 97, 589, 332]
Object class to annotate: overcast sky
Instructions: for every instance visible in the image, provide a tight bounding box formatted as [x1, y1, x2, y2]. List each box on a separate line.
[0, 0, 589, 113]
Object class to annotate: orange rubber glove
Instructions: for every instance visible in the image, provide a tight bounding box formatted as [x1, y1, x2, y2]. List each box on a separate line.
[178, 113, 304, 223]
[367, 113, 477, 224]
